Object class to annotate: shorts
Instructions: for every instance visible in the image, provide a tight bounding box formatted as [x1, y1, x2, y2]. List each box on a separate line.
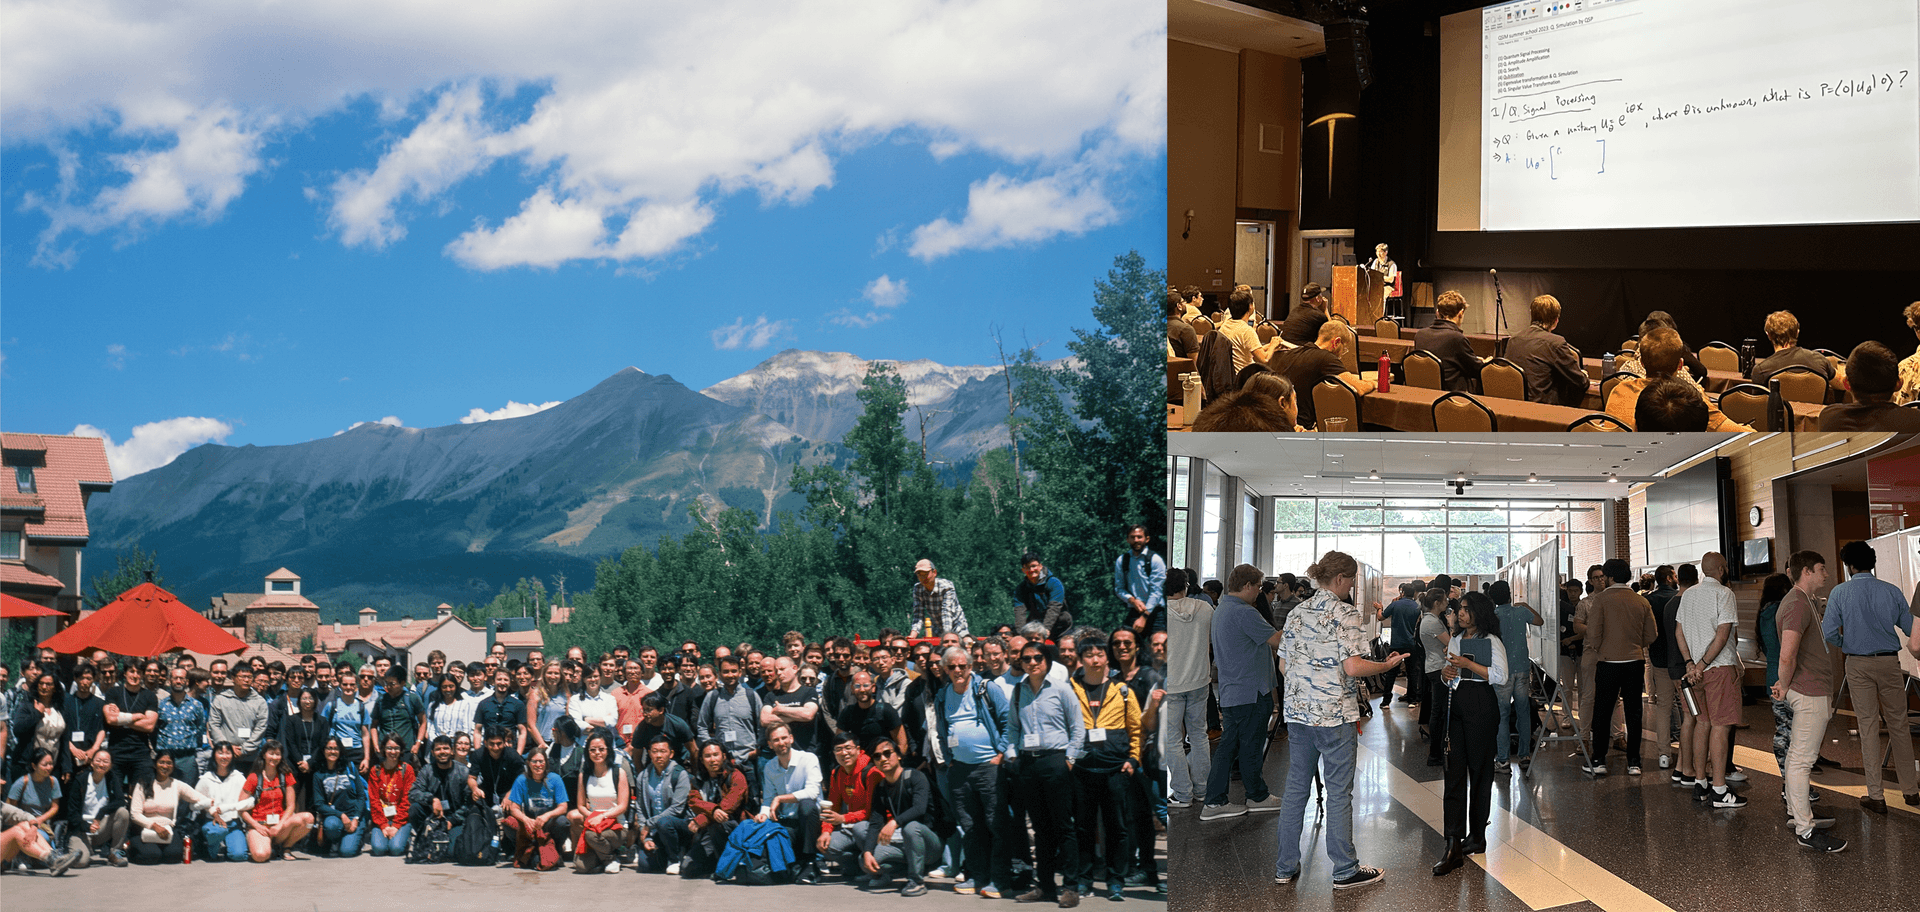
[1698, 665, 1739, 726]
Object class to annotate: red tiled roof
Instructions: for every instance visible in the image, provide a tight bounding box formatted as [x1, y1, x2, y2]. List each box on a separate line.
[266, 567, 301, 581]
[494, 630, 544, 648]
[315, 615, 451, 653]
[209, 592, 264, 616]
[2, 434, 112, 542]
[1, 562, 66, 593]
[241, 593, 320, 612]
[549, 604, 572, 624]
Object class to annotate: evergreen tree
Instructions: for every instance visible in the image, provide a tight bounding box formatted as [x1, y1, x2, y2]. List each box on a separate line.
[85, 543, 165, 609]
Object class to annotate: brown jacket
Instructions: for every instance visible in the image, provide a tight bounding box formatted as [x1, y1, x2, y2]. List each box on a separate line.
[1584, 585, 1658, 663]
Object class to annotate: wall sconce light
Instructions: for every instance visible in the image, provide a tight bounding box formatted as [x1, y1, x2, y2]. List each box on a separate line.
[1182, 209, 1194, 240]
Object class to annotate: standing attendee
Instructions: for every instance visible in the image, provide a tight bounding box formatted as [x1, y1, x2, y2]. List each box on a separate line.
[1431, 593, 1508, 876]
[934, 645, 1013, 898]
[761, 656, 823, 758]
[1116, 525, 1168, 636]
[526, 662, 569, 756]
[1109, 626, 1165, 893]
[1673, 553, 1748, 808]
[126, 750, 210, 865]
[1162, 569, 1214, 811]
[1070, 637, 1142, 903]
[1755, 572, 1797, 783]
[1772, 551, 1847, 852]
[697, 656, 763, 773]
[1641, 566, 1683, 770]
[209, 666, 269, 774]
[1008, 641, 1084, 908]
[634, 736, 691, 874]
[156, 666, 208, 787]
[1015, 554, 1074, 641]
[1488, 580, 1542, 773]
[911, 559, 971, 639]
[63, 664, 108, 815]
[1201, 564, 1282, 821]
[1821, 541, 1920, 812]
[1377, 583, 1424, 709]
[631, 693, 698, 770]
[1419, 591, 1453, 765]
[475, 668, 528, 757]
[100, 661, 159, 791]
[371, 669, 427, 764]
[1582, 560, 1658, 776]
[566, 665, 619, 742]
[312, 737, 370, 857]
[1272, 552, 1406, 892]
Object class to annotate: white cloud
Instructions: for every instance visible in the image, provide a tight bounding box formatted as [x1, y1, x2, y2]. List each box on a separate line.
[106, 343, 127, 370]
[863, 274, 909, 309]
[907, 167, 1120, 261]
[458, 400, 561, 424]
[711, 316, 788, 351]
[828, 308, 890, 329]
[4, 0, 1163, 267]
[332, 415, 404, 436]
[71, 416, 234, 479]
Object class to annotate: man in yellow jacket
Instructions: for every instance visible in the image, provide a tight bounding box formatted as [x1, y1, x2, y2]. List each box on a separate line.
[1071, 635, 1142, 903]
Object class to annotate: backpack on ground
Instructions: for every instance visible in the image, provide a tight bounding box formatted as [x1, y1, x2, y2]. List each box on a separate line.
[407, 814, 452, 864]
[452, 805, 497, 866]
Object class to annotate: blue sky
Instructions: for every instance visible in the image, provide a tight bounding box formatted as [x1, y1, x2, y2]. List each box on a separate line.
[1, 0, 1165, 479]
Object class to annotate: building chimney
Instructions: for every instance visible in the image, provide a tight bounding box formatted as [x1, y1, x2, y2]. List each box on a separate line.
[359, 606, 377, 627]
[334, 622, 342, 634]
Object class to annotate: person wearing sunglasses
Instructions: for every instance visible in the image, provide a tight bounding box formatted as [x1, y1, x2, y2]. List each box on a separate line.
[1008, 644, 1085, 908]
[859, 738, 937, 896]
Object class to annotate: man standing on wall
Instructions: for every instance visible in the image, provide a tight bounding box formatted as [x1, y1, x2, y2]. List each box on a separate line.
[1116, 525, 1168, 636]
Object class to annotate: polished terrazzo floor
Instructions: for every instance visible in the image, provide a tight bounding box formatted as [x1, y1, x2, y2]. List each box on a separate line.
[1167, 687, 1920, 911]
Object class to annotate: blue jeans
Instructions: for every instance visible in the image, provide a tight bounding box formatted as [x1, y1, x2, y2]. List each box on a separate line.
[1273, 722, 1358, 881]
[1495, 676, 1531, 763]
[322, 814, 366, 857]
[198, 819, 249, 861]
[368, 823, 412, 856]
[1204, 691, 1271, 806]
[1162, 687, 1210, 804]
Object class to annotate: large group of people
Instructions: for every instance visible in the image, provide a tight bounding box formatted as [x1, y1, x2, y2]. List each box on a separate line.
[1173, 540, 1919, 893]
[1171, 283, 1920, 431]
[0, 532, 1175, 908]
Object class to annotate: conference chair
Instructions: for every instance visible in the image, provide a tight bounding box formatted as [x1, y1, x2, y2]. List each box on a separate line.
[1374, 318, 1401, 340]
[1255, 321, 1277, 345]
[1333, 321, 1360, 374]
[1907, 401, 1920, 410]
[1479, 358, 1526, 401]
[1329, 311, 1350, 324]
[1698, 341, 1740, 374]
[1598, 371, 1635, 411]
[1432, 391, 1496, 432]
[1312, 378, 1362, 432]
[1567, 413, 1630, 432]
[1191, 316, 1214, 337]
[1770, 365, 1828, 405]
[1404, 350, 1444, 390]
[1717, 383, 1771, 430]
[1619, 337, 1639, 352]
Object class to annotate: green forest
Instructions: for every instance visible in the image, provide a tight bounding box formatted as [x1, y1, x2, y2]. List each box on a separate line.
[488, 250, 1167, 655]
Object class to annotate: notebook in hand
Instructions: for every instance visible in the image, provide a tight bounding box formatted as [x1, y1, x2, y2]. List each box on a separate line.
[1457, 638, 1494, 681]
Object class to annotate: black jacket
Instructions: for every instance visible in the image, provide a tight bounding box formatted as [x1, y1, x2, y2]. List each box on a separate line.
[1413, 319, 1482, 393]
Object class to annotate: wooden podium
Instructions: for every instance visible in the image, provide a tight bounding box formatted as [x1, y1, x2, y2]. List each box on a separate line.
[1331, 266, 1386, 326]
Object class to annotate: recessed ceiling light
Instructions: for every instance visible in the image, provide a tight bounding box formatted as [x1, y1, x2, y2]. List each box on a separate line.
[1528, 473, 1538, 482]
[1369, 470, 1380, 479]
[1608, 474, 1619, 483]
[1506, 457, 1523, 462]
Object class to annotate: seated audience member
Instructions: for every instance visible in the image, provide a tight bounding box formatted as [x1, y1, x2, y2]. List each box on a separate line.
[1191, 371, 1299, 432]
[1167, 290, 1198, 358]
[1414, 290, 1481, 393]
[1895, 301, 1920, 404]
[1635, 376, 1711, 431]
[1820, 341, 1920, 430]
[1217, 288, 1285, 373]
[1181, 286, 1205, 323]
[1638, 312, 1708, 383]
[1607, 327, 1753, 432]
[1749, 310, 1832, 386]
[1269, 322, 1362, 430]
[1505, 294, 1587, 405]
[1280, 283, 1331, 346]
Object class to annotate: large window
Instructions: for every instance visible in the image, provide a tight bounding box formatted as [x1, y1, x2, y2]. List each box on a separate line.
[1168, 456, 1191, 574]
[0, 530, 21, 560]
[1271, 498, 1606, 577]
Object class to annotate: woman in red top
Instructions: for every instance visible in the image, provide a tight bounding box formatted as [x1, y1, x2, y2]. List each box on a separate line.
[366, 734, 415, 857]
[682, 740, 748, 878]
[242, 739, 315, 861]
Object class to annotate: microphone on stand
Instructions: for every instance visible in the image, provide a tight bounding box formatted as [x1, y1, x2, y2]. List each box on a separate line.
[1488, 268, 1508, 344]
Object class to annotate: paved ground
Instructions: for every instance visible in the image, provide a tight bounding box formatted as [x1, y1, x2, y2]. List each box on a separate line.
[4, 842, 1169, 911]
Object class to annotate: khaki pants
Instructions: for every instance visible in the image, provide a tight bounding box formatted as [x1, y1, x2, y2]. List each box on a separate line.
[1643, 671, 1679, 760]
[1783, 690, 1831, 835]
[1845, 655, 1918, 800]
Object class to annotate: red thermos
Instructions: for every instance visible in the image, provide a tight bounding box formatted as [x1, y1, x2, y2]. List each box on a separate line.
[1377, 353, 1392, 392]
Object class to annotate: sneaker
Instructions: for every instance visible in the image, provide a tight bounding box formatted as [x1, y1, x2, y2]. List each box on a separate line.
[1331, 866, 1385, 891]
[1581, 760, 1608, 775]
[108, 850, 128, 868]
[1670, 771, 1688, 784]
[1796, 830, 1846, 853]
[1058, 888, 1081, 908]
[1107, 886, 1125, 902]
[1246, 795, 1283, 813]
[49, 852, 76, 877]
[955, 880, 978, 894]
[902, 882, 929, 897]
[666, 862, 681, 875]
[1711, 787, 1747, 808]
[1015, 889, 1052, 904]
[938, 866, 962, 879]
[1694, 783, 1713, 802]
[605, 861, 621, 874]
[1626, 765, 1642, 776]
[1199, 803, 1247, 821]
[1518, 756, 1531, 773]
[1166, 798, 1191, 809]
[1273, 871, 1298, 885]
[1494, 759, 1510, 772]
[981, 884, 1004, 899]
[1725, 770, 1748, 783]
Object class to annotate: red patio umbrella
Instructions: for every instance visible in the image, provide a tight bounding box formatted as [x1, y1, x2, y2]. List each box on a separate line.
[39, 581, 247, 657]
[1, 592, 66, 619]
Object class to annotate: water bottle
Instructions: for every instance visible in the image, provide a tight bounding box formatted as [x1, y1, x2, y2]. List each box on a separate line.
[1377, 353, 1392, 392]
[1679, 678, 1700, 716]
[1602, 353, 1616, 377]
[1740, 339, 1757, 377]
[183, 836, 192, 864]
[1181, 373, 1203, 424]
